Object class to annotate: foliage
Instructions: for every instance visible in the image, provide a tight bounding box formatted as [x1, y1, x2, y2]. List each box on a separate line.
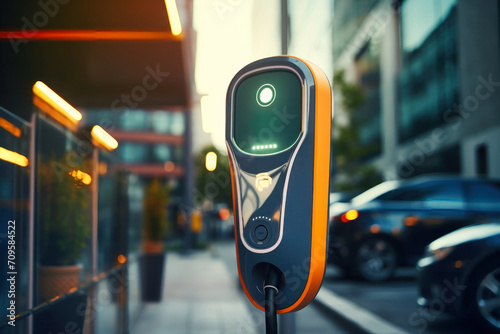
[39, 153, 91, 266]
[142, 178, 171, 243]
[333, 70, 383, 192]
[194, 145, 232, 207]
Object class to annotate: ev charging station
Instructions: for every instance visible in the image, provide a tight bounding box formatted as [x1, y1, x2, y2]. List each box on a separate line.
[226, 56, 332, 333]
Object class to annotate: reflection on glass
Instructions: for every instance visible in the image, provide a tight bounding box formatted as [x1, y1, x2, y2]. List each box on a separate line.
[35, 116, 92, 303]
[399, 0, 458, 141]
[0, 107, 30, 326]
[401, 0, 457, 52]
[0, 116, 22, 137]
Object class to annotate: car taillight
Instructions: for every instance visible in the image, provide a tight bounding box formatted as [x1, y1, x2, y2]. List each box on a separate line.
[340, 209, 359, 223]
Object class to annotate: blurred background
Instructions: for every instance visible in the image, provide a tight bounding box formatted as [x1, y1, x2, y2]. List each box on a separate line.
[1, 0, 500, 333]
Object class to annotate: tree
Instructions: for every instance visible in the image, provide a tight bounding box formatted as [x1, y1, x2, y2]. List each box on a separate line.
[194, 145, 232, 207]
[332, 70, 383, 192]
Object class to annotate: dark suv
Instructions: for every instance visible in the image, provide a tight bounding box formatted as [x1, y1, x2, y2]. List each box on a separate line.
[328, 175, 500, 282]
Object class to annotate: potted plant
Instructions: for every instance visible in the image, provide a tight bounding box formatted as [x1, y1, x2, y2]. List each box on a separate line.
[37, 153, 91, 301]
[140, 178, 171, 302]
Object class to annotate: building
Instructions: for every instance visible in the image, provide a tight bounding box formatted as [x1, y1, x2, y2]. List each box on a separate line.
[0, 0, 196, 332]
[332, 0, 500, 182]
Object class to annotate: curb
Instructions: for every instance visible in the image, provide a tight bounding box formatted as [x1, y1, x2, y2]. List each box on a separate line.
[314, 288, 410, 334]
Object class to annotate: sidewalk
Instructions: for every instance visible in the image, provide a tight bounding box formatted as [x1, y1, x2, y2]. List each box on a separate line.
[132, 248, 262, 334]
[131, 241, 352, 334]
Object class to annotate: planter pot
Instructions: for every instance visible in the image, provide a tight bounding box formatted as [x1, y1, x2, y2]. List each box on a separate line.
[140, 252, 166, 302]
[38, 264, 82, 301]
[34, 291, 87, 334]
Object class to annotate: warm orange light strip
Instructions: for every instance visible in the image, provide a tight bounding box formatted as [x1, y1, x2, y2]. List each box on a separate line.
[164, 0, 183, 36]
[69, 170, 92, 185]
[91, 125, 119, 151]
[0, 117, 21, 138]
[0, 147, 29, 167]
[0, 30, 181, 41]
[33, 81, 82, 125]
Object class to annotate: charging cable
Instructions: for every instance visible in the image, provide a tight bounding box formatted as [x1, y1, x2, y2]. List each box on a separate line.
[264, 266, 281, 334]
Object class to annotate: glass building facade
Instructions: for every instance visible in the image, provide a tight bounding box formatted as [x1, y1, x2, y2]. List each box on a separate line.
[331, 0, 500, 180]
[399, 0, 458, 142]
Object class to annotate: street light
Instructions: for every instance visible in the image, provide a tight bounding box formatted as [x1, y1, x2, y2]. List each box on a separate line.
[32, 81, 82, 129]
[205, 151, 217, 171]
[91, 125, 118, 151]
[0, 147, 29, 167]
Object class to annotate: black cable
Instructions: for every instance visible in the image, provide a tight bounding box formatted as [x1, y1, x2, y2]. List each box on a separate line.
[264, 266, 281, 334]
[265, 285, 278, 334]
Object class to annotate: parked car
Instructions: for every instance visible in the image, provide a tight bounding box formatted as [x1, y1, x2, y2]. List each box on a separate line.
[328, 175, 500, 282]
[416, 222, 500, 332]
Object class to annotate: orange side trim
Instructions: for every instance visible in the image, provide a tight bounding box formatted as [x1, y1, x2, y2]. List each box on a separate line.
[278, 56, 331, 313]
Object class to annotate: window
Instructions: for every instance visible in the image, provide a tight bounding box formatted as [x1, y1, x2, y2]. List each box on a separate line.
[378, 181, 464, 204]
[119, 143, 148, 163]
[475, 144, 488, 176]
[398, 0, 458, 142]
[467, 182, 500, 205]
[401, 0, 457, 54]
[120, 110, 148, 131]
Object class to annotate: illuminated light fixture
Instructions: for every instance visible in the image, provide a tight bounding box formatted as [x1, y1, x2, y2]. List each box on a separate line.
[206, 151, 217, 171]
[98, 162, 108, 175]
[256, 84, 276, 107]
[117, 255, 127, 264]
[404, 216, 419, 226]
[32, 81, 82, 125]
[219, 207, 231, 221]
[0, 117, 21, 138]
[370, 224, 381, 234]
[0, 30, 181, 41]
[341, 209, 359, 223]
[200, 95, 214, 133]
[164, 161, 175, 172]
[0, 147, 29, 167]
[91, 125, 118, 151]
[164, 0, 182, 36]
[69, 170, 92, 185]
[252, 143, 278, 151]
[455, 260, 463, 269]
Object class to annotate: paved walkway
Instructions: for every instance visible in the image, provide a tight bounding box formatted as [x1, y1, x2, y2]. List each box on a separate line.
[132, 249, 261, 334]
[132, 241, 353, 334]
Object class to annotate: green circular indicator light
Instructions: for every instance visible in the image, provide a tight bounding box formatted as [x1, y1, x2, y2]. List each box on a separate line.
[256, 84, 276, 107]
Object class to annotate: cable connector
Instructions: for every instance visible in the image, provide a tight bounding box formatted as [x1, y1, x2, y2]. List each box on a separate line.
[263, 265, 282, 334]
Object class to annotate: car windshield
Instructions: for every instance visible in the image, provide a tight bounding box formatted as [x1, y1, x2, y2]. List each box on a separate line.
[351, 181, 401, 206]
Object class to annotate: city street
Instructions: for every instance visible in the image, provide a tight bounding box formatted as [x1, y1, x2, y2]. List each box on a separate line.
[321, 266, 481, 334]
[213, 240, 483, 334]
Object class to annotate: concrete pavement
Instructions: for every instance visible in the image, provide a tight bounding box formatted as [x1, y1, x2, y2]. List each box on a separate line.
[131, 241, 355, 334]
